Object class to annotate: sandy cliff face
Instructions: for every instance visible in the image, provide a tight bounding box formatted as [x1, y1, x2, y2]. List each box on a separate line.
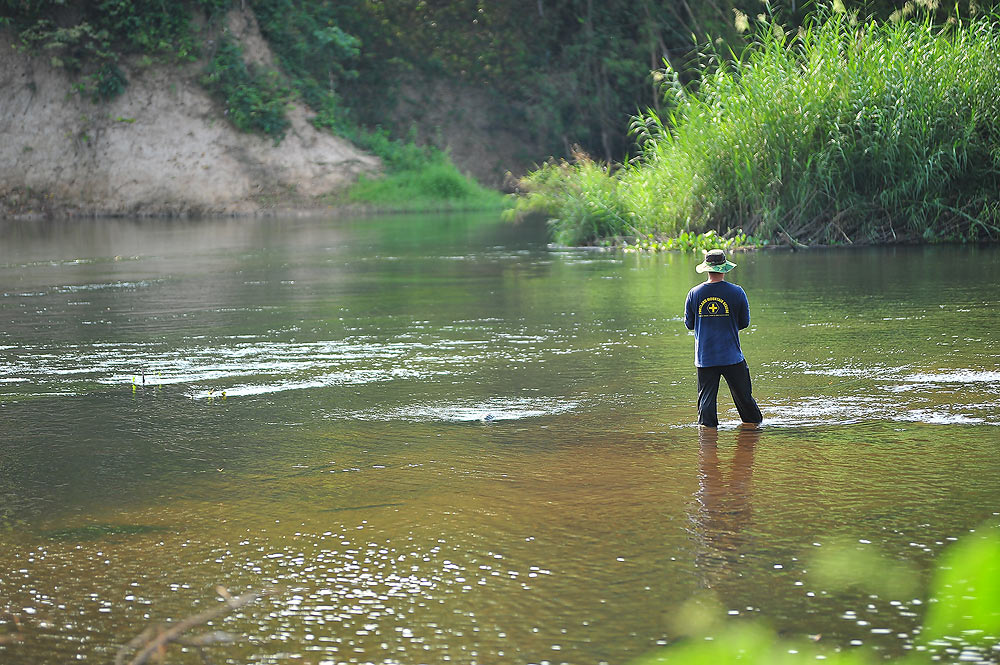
[0, 9, 380, 217]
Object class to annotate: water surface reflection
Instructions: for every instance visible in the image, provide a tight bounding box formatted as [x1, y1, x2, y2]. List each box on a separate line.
[690, 427, 758, 591]
[1, 215, 999, 663]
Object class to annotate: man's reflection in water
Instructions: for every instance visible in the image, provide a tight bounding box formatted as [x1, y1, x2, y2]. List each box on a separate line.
[689, 426, 760, 589]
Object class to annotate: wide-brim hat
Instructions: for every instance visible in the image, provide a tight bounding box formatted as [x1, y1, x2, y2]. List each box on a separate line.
[696, 249, 737, 273]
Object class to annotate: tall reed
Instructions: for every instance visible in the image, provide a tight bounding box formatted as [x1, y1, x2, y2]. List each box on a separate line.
[512, 9, 1000, 245]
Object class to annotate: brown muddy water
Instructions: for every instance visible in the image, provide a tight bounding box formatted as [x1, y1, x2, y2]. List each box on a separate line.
[0, 214, 998, 664]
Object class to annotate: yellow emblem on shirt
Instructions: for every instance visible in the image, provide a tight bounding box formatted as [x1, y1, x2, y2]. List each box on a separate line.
[698, 296, 730, 317]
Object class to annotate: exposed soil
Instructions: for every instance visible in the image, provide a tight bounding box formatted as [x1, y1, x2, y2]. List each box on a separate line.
[0, 8, 380, 219]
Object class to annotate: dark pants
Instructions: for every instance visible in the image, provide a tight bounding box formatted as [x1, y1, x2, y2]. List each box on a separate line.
[697, 360, 762, 427]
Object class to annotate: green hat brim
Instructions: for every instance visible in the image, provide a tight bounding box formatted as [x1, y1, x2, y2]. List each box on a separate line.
[696, 260, 736, 273]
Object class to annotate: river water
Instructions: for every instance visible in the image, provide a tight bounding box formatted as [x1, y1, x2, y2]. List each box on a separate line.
[1, 213, 998, 664]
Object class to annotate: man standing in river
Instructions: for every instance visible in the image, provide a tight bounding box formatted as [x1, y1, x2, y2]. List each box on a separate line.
[684, 249, 763, 429]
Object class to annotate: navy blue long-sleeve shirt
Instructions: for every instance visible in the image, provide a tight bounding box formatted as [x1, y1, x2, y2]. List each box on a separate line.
[684, 280, 750, 367]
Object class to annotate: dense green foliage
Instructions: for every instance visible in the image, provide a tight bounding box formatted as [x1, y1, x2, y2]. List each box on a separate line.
[201, 37, 291, 141]
[503, 152, 763, 248]
[0, 0, 228, 100]
[513, 9, 1000, 246]
[635, 522, 1000, 665]
[247, 0, 363, 134]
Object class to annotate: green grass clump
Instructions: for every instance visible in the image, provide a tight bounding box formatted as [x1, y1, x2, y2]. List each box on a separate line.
[325, 126, 504, 211]
[345, 155, 506, 211]
[513, 8, 1000, 246]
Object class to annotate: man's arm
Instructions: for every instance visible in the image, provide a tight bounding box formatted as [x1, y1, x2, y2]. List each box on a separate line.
[736, 288, 750, 330]
[684, 292, 695, 330]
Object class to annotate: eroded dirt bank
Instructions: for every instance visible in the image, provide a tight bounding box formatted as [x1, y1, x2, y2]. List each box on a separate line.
[0, 10, 380, 219]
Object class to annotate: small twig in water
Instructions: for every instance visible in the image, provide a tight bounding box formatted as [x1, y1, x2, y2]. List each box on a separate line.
[0, 612, 25, 645]
[115, 587, 264, 665]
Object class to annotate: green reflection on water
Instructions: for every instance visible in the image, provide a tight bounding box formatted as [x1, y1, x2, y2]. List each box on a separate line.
[0, 214, 998, 663]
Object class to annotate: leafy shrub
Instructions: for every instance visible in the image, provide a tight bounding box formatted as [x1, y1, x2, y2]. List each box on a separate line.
[923, 525, 1000, 646]
[201, 38, 291, 141]
[92, 62, 127, 101]
[509, 153, 630, 246]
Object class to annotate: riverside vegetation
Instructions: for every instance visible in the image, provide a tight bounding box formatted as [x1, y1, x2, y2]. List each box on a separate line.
[510, 7, 1000, 248]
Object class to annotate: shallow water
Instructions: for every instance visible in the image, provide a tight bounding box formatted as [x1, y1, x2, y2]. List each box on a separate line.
[1, 214, 998, 664]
